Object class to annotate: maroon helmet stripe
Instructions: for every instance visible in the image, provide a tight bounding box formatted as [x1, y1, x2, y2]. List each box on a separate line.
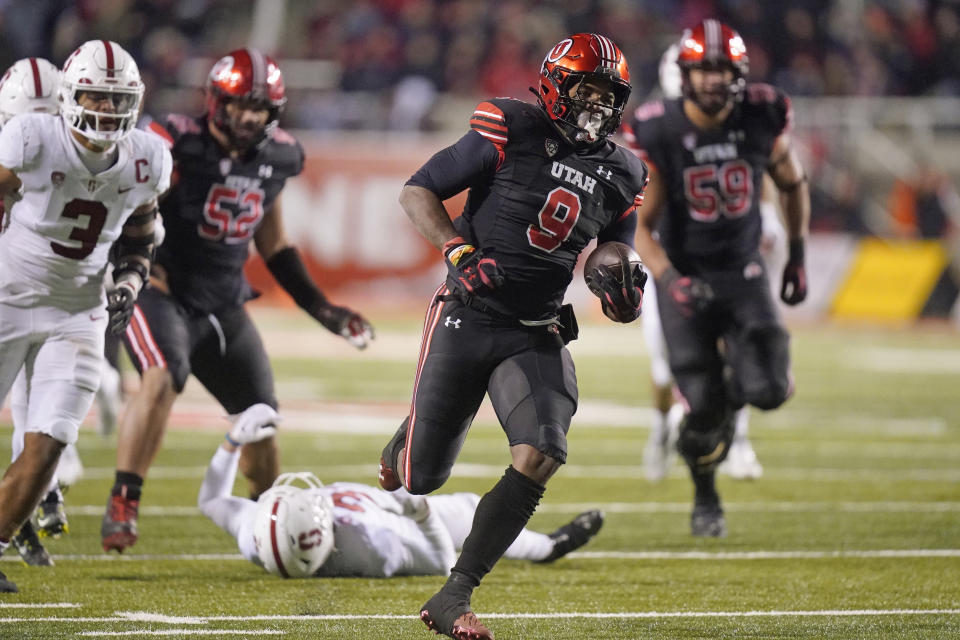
[704, 19, 721, 60]
[28, 58, 42, 97]
[102, 40, 115, 78]
[248, 48, 266, 96]
[269, 499, 289, 578]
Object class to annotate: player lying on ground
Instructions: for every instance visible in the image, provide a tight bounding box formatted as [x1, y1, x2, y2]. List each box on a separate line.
[198, 409, 604, 578]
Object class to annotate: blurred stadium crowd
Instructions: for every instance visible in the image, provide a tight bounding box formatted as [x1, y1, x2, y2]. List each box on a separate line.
[2, 0, 957, 237]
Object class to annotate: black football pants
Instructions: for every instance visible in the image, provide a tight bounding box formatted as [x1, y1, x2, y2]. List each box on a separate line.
[657, 263, 791, 451]
[399, 287, 578, 495]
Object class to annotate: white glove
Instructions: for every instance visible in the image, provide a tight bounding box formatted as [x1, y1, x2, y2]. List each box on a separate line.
[401, 495, 430, 523]
[226, 403, 279, 445]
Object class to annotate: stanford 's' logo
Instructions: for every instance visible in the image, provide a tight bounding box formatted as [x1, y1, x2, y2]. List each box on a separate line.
[298, 528, 324, 551]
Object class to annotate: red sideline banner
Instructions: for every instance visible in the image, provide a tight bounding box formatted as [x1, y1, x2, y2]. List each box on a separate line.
[244, 133, 463, 306]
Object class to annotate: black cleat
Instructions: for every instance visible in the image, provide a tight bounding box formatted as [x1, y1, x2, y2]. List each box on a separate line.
[378, 418, 410, 491]
[0, 569, 18, 593]
[378, 455, 402, 492]
[12, 521, 53, 567]
[691, 503, 727, 538]
[420, 590, 494, 639]
[535, 509, 605, 563]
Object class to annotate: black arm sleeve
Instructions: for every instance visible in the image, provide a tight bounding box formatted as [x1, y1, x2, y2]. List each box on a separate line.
[597, 210, 638, 246]
[406, 130, 500, 200]
[266, 246, 328, 317]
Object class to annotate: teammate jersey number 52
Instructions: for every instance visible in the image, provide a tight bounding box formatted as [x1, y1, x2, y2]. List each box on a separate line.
[199, 183, 265, 243]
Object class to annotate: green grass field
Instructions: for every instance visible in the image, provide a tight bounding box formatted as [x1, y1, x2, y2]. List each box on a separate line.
[1, 309, 959, 639]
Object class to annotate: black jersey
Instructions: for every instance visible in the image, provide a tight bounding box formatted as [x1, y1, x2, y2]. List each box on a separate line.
[625, 83, 790, 274]
[148, 115, 305, 314]
[409, 98, 648, 319]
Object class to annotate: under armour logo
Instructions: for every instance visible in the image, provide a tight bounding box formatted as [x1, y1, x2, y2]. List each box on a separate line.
[445, 316, 462, 329]
[258, 164, 273, 178]
[596, 165, 612, 180]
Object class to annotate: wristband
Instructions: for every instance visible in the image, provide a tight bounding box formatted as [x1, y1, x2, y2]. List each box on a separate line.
[788, 238, 805, 263]
[442, 236, 474, 267]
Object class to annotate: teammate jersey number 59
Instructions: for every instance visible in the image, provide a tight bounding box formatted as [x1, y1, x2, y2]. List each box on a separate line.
[683, 159, 753, 221]
[199, 184, 265, 243]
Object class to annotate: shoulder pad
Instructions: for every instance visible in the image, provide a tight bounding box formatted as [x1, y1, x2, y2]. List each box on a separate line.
[164, 114, 204, 143]
[262, 135, 305, 178]
[624, 101, 666, 155]
[611, 144, 650, 206]
[743, 83, 792, 135]
[469, 98, 542, 147]
[18, 114, 48, 168]
[470, 100, 509, 148]
[631, 100, 666, 124]
[126, 130, 174, 196]
[144, 118, 174, 149]
[271, 127, 298, 146]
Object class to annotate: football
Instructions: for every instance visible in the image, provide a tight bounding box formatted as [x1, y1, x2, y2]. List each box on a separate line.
[583, 241, 644, 296]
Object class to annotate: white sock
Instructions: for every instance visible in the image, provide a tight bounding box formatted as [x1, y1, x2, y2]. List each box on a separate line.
[504, 528, 554, 561]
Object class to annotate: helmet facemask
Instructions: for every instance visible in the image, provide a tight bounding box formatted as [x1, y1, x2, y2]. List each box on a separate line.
[681, 61, 745, 116]
[59, 40, 144, 149]
[209, 93, 279, 151]
[676, 20, 749, 116]
[545, 70, 630, 147]
[67, 88, 142, 148]
[252, 472, 336, 579]
[205, 49, 287, 152]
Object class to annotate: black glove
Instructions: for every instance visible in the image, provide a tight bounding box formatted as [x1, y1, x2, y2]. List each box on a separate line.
[780, 238, 807, 306]
[314, 304, 375, 349]
[586, 261, 647, 324]
[105, 283, 137, 336]
[443, 236, 504, 295]
[661, 266, 714, 318]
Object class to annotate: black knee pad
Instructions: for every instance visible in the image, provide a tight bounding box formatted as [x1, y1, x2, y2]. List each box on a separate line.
[406, 470, 450, 496]
[487, 349, 576, 464]
[740, 325, 791, 410]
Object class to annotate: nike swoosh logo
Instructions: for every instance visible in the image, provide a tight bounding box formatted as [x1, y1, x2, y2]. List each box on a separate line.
[118, 186, 134, 194]
[89, 315, 104, 321]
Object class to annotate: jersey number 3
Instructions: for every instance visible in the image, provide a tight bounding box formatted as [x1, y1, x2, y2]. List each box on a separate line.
[50, 199, 108, 260]
[527, 187, 581, 253]
[199, 184, 265, 243]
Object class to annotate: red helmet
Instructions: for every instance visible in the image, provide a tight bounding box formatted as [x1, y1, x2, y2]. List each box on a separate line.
[536, 33, 631, 146]
[677, 20, 749, 111]
[205, 48, 286, 148]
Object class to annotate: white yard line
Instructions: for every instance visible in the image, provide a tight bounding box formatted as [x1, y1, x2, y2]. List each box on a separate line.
[0, 603, 79, 608]
[571, 549, 960, 560]
[6, 609, 959, 626]
[78, 632, 284, 637]
[0, 553, 245, 563]
[2, 549, 958, 565]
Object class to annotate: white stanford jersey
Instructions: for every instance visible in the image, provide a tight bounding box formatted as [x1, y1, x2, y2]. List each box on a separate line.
[0, 113, 172, 311]
[316, 482, 456, 578]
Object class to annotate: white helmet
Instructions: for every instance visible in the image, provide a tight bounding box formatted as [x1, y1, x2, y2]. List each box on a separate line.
[252, 472, 335, 578]
[59, 40, 144, 145]
[658, 42, 683, 100]
[0, 58, 61, 125]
